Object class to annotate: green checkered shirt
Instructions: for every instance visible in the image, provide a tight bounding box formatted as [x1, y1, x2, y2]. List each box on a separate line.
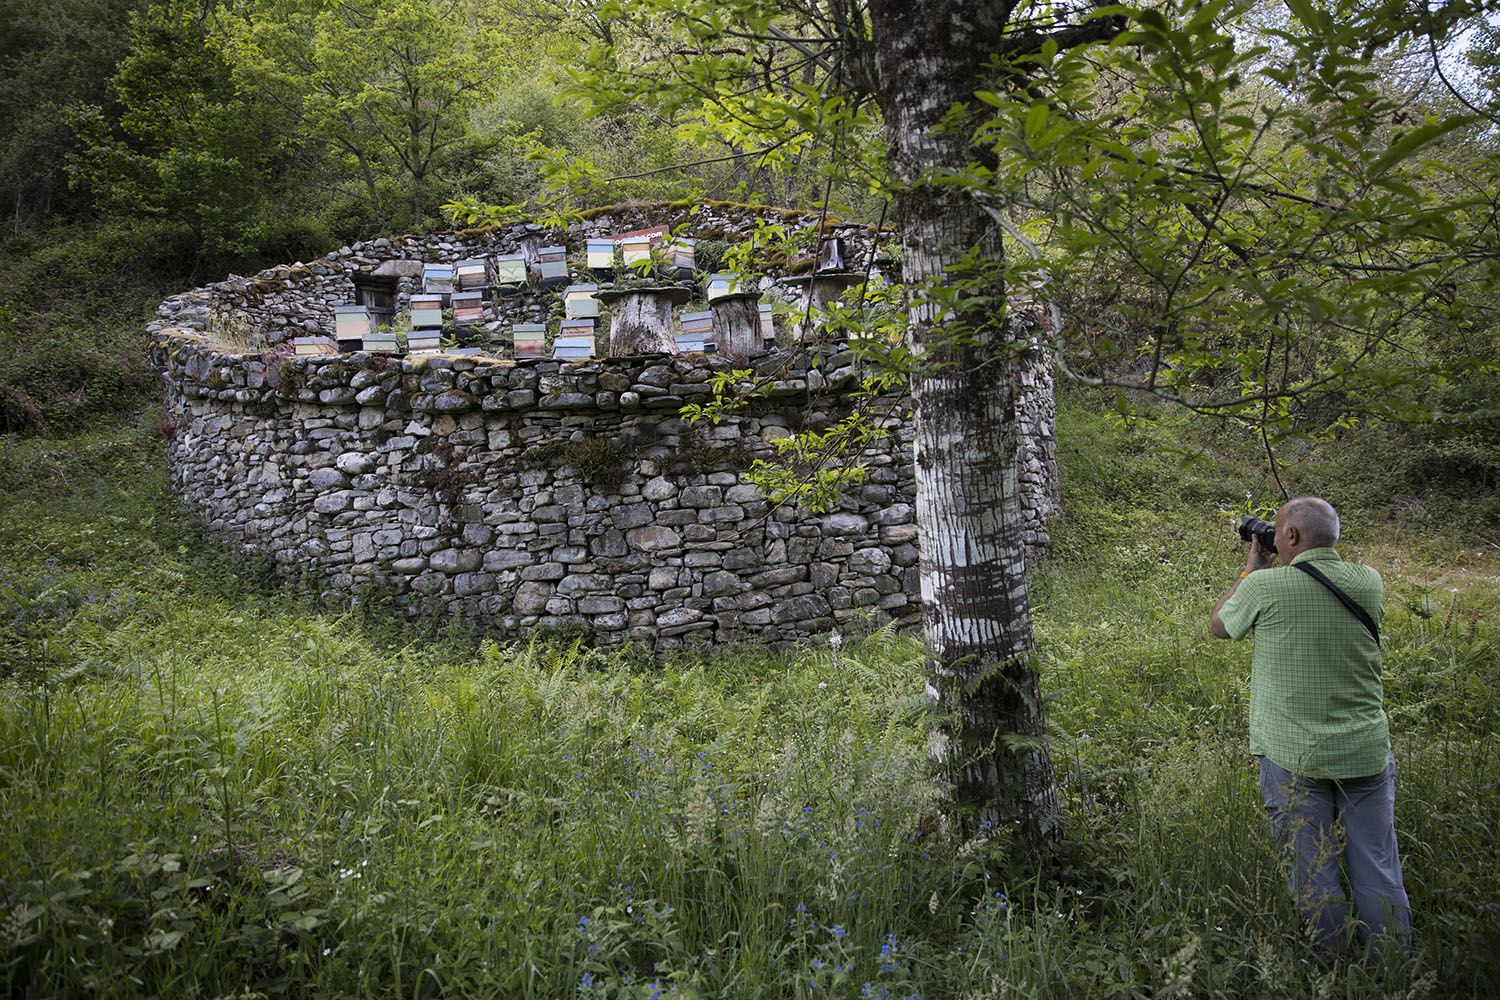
[1218, 547, 1390, 779]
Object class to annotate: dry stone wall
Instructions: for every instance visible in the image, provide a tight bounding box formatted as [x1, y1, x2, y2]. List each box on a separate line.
[154, 336, 928, 648]
[149, 202, 1059, 650]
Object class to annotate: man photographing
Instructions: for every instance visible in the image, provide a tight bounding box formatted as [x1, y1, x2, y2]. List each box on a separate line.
[1211, 496, 1412, 955]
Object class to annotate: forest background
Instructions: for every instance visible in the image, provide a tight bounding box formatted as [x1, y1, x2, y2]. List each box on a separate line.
[2, 0, 1500, 997]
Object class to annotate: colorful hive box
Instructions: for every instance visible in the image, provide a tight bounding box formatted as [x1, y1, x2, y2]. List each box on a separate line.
[335, 304, 374, 341]
[677, 309, 712, 353]
[667, 238, 695, 273]
[451, 291, 485, 326]
[455, 258, 488, 290]
[362, 334, 401, 352]
[706, 272, 737, 301]
[293, 336, 339, 356]
[512, 323, 547, 359]
[564, 284, 600, 319]
[619, 235, 655, 267]
[587, 239, 616, 270]
[494, 254, 528, 286]
[538, 246, 568, 287]
[553, 320, 595, 360]
[422, 264, 454, 294]
[410, 294, 444, 329]
[759, 303, 777, 348]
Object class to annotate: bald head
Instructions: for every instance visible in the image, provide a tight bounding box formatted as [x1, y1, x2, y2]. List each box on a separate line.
[1275, 496, 1340, 560]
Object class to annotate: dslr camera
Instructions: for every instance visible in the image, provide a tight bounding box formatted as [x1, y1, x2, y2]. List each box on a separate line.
[1236, 515, 1277, 554]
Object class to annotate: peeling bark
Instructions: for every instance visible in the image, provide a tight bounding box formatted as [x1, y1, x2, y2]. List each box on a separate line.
[605, 289, 678, 356]
[710, 292, 763, 359]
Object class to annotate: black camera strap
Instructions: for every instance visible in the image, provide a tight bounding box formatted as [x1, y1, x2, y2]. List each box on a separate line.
[1292, 562, 1380, 644]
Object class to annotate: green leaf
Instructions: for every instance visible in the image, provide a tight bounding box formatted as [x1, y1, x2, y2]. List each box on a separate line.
[1024, 103, 1050, 144]
[1283, 0, 1323, 32]
[1368, 116, 1476, 177]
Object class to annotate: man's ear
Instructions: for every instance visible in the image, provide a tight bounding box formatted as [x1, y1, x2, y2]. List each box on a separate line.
[1285, 524, 1300, 548]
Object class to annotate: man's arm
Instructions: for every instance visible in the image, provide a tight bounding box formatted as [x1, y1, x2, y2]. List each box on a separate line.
[1212, 538, 1274, 638]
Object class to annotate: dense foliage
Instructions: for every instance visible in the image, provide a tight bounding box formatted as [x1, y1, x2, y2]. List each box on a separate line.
[3, 2, 1500, 992]
[2, 400, 1497, 996]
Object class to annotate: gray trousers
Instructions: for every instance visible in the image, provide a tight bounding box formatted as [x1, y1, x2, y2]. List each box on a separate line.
[1258, 755, 1412, 954]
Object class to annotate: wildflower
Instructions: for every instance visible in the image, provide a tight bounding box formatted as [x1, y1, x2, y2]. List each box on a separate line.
[646, 980, 663, 1000]
[830, 924, 847, 940]
[578, 971, 595, 992]
[577, 915, 590, 932]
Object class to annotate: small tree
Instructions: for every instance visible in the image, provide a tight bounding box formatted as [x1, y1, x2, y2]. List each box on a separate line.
[68, 0, 282, 254]
[224, 0, 501, 229]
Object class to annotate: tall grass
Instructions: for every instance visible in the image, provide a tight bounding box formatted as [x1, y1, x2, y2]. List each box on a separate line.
[2, 403, 1497, 997]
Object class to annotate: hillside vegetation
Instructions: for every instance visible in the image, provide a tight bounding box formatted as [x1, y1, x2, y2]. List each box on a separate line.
[3, 398, 1496, 998]
[4, 2, 1499, 995]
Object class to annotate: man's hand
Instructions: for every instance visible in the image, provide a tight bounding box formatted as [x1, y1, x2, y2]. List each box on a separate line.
[1246, 538, 1275, 572]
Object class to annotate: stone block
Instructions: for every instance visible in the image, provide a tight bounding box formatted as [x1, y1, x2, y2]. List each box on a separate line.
[657, 607, 703, 628]
[702, 570, 740, 597]
[431, 548, 483, 574]
[679, 486, 723, 508]
[871, 503, 914, 526]
[454, 572, 494, 596]
[312, 490, 353, 514]
[848, 547, 892, 576]
[751, 565, 805, 587]
[461, 523, 494, 546]
[612, 502, 654, 529]
[642, 477, 676, 501]
[558, 572, 609, 595]
[881, 523, 920, 545]
[513, 582, 552, 615]
[722, 548, 763, 571]
[484, 549, 533, 571]
[432, 390, 476, 412]
[411, 572, 447, 596]
[649, 567, 680, 590]
[820, 512, 869, 535]
[772, 594, 829, 623]
[309, 468, 348, 490]
[335, 452, 373, 475]
[627, 526, 681, 552]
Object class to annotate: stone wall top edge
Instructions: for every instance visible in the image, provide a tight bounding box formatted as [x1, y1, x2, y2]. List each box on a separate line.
[149, 327, 881, 417]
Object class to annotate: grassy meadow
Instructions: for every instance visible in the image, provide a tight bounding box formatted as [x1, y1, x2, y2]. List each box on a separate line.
[2, 397, 1498, 998]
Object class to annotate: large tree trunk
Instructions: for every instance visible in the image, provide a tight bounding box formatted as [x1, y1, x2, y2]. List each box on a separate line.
[867, 0, 1061, 854]
[709, 292, 763, 359]
[604, 289, 680, 355]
